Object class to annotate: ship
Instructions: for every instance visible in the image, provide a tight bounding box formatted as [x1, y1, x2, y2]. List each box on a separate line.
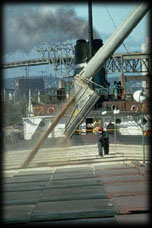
[22, 3, 150, 145]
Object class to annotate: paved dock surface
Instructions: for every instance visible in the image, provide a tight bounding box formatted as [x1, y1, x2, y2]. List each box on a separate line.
[3, 166, 117, 224]
[2, 142, 150, 225]
[3, 163, 150, 225]
[3, 143, 150, 170]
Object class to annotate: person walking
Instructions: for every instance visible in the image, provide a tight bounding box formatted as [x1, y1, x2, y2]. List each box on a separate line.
[97, 126, 109, 157]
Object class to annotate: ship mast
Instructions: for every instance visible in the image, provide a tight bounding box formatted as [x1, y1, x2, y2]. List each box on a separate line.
[88, 1, 94, 60]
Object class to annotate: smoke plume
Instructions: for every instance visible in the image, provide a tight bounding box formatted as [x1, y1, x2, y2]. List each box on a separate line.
[4, 5, 101, 54]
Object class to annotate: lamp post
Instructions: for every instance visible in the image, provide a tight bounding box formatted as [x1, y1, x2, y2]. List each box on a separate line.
[114, 111, 116, 146]
[101, 111, 107, 129]
[133, 89, 146, 164]
[113, 109, 120, 147]
[141, 110, 145, 164]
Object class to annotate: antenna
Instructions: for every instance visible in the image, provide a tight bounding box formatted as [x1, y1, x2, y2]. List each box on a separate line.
[88, 1, 93, 59]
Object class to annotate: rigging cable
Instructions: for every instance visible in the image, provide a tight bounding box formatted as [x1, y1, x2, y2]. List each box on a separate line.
[56, 6, 73, 44]
[104, 4, 130, 54]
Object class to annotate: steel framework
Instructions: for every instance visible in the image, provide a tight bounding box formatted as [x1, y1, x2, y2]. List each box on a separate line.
[106, 52, 150, 74]
[3, 52, 150, 76]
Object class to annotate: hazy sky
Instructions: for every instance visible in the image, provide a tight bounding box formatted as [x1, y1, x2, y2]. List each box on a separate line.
[3, 2, 150, 79]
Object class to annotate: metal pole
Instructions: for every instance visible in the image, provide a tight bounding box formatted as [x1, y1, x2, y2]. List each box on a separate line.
[80, 3, 149, 81]
[142, 111, 145, 164]
[114, 113, 116, 147]
[88, 1, 94, 59]
[102, 116, 105, 129]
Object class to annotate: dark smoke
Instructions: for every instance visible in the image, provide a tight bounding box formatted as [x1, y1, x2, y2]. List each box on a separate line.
[4, 5, 101, 54]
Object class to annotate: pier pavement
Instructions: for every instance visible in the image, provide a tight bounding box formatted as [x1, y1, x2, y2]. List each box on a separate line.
[2, 141, 150, 225]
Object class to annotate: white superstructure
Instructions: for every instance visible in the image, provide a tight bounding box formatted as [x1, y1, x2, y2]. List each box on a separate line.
[23, 116, 67, 140]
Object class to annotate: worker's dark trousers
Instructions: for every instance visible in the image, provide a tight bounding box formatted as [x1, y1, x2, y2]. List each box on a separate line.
[98, 141, 109, 156]
[98, 141, 104, 156]
[104, 140, 109, 154]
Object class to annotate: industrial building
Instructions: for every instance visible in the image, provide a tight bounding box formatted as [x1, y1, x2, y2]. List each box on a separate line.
[15, 77, 44, 97]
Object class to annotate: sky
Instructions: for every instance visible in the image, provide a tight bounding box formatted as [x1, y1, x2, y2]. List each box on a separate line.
[2, 2, 150, 80]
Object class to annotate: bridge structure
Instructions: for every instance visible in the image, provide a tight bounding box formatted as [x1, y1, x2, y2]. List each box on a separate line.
[105, 52, 150, 88]
[2, 57, 73, 69]
[2, 52, 150, 75]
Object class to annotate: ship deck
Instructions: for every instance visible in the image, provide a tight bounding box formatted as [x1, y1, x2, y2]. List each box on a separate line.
[2, 135, 150, 225]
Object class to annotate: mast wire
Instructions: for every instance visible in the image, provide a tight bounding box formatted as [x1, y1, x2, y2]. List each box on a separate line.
[104, 3, 130, 54]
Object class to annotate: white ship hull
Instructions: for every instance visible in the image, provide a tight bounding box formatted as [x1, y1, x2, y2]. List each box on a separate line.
[23, 116, 67, 140]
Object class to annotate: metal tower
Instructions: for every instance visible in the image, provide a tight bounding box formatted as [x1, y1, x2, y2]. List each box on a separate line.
[36, 42, 75, 78]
